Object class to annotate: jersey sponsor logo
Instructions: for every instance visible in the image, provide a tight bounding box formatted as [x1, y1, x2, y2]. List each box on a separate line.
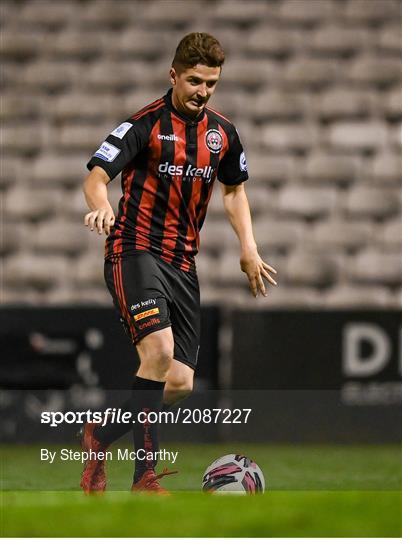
[240, 151, 247, 172]
[94, 141, 121, 162]
[205, 128, 223, 153]
[158, 162, 214, 182]
[133, 307, 160, 321]
[157, 133, 179, 141]
[110, 122, 133, 139]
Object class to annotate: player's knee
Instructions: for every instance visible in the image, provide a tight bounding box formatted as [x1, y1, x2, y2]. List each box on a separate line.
[168, 374, 193, 396]
[138, 331, 174, 378]
[143, 341, 173, 377]
[153, 346, 173, 377]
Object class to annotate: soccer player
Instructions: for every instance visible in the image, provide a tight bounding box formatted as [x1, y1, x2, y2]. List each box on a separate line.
[81, 32, 277, 494]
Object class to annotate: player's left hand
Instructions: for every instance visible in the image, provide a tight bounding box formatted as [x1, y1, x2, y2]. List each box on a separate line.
[240, 249, 277, 298]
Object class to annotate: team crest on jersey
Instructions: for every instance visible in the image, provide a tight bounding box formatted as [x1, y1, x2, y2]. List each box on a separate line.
[205, 129, 223, 154]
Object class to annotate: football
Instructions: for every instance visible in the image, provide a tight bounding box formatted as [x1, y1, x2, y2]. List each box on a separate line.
[202, 454, 265, 494]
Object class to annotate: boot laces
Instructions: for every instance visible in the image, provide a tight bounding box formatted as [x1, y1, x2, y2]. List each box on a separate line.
[154, 468, 178, 481]
[144, 468, 178, 488]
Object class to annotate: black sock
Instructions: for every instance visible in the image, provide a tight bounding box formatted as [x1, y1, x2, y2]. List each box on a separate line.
[94, 386, 135, 447]
[94, 379, 168, 447]
[131, 376, 165, 483]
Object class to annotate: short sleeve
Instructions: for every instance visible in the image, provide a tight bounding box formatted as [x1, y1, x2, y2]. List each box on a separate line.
[87, 117, 151, 180]
[217, 127, 249, 186]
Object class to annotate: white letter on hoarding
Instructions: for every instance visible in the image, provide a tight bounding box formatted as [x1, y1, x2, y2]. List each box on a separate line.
[343, 323, 390, 377]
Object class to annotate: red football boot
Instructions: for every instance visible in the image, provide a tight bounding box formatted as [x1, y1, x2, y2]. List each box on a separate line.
[131, 468, 178, 495]
[79, 423, 109, 494]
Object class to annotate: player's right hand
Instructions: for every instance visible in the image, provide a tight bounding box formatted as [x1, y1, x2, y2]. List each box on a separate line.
[84, 208, 115, 235]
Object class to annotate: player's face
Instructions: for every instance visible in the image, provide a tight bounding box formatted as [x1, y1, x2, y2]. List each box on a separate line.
[170, 64, 221, 118]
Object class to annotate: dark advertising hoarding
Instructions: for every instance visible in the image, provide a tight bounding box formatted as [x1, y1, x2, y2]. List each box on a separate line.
[1, 308, 400, 443]
[230, 310, 402, 443]
[0, 307, 220, 443]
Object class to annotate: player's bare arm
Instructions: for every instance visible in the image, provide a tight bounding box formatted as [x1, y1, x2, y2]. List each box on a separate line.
[83, 165, 115, 235]
[221, 183, 277, 297]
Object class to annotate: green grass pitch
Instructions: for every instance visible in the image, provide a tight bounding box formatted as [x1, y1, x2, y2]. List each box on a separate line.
[1, 443, 401, 537]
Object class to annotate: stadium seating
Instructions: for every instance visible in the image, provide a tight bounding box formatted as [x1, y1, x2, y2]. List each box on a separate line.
[326, 121, 388, 151]
[74, 1, 136, 29]
[212, 0, 273, 25]
[141, 0, 205, 25]
[0, 224, 24, 256]
[278, 0, 336, 24]
[247, 89, 306, 120]
[19, 1, 75, 28]
[1, 0, 400, 307]
[3, 254, 69, 290]
[381, 218, 402, 248]
[262, 123, 317, 151]
[312, 220, 373, 251]
[55, 124, 113, 152]
[343, 0, 400, 22]
[112, 29, 172, 59]
[5, 187, 62, 220]
[344, 187, 399, 220]
[384, 87, 402, 119]
[220, 58, 276, 88]
[44, 30, 104, 60]
[302, 152, 361, 185]
[73, 252, 107, 287]
[31, 154, 88, 186]
[49, 92, 142, 122]
[277, 186, 337, 219]
[308, 25, 372, 56]
[246, 26, 301, 57]
[0, 157, 20, 188]
[245, 152, 296, 185]
[1, 93, 42, 121]
[313, 89, 376, 120]
[349, 249, 402, 285]
[253, 218, 305, 251]
[23, 61, 80, 92]
[285, 249, 339, 287]
[32, 220, 88, 255]
[283, 58, 339, 88]
[324, 285, 394, 307]
[346, 55, 401, 86]
[370, 152, 402, 184]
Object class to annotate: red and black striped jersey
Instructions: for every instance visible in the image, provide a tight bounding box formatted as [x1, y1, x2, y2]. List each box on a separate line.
[87, 89, 248, 273]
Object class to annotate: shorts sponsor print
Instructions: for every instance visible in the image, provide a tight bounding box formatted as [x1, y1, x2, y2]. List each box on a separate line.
[133, 307, 160, 322]
[104, 251, 201, 369]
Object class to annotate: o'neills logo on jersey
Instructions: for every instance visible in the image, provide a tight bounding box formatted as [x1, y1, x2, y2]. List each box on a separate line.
[158, 162, 215, 182]
[157, 134, 179, 141]
[205, 129, 223, 153]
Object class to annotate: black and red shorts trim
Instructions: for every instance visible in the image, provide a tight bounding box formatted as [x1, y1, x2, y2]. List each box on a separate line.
[104, 251, 201, 369]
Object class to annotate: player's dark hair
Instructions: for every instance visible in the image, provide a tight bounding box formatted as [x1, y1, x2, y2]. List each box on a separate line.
[172, 33, 225, 73]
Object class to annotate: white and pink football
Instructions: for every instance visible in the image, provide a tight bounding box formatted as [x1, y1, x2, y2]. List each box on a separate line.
[202, 454, 265, 494]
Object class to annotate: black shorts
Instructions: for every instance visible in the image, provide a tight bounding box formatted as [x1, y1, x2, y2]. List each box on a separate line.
[104, 252, 200, 369]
